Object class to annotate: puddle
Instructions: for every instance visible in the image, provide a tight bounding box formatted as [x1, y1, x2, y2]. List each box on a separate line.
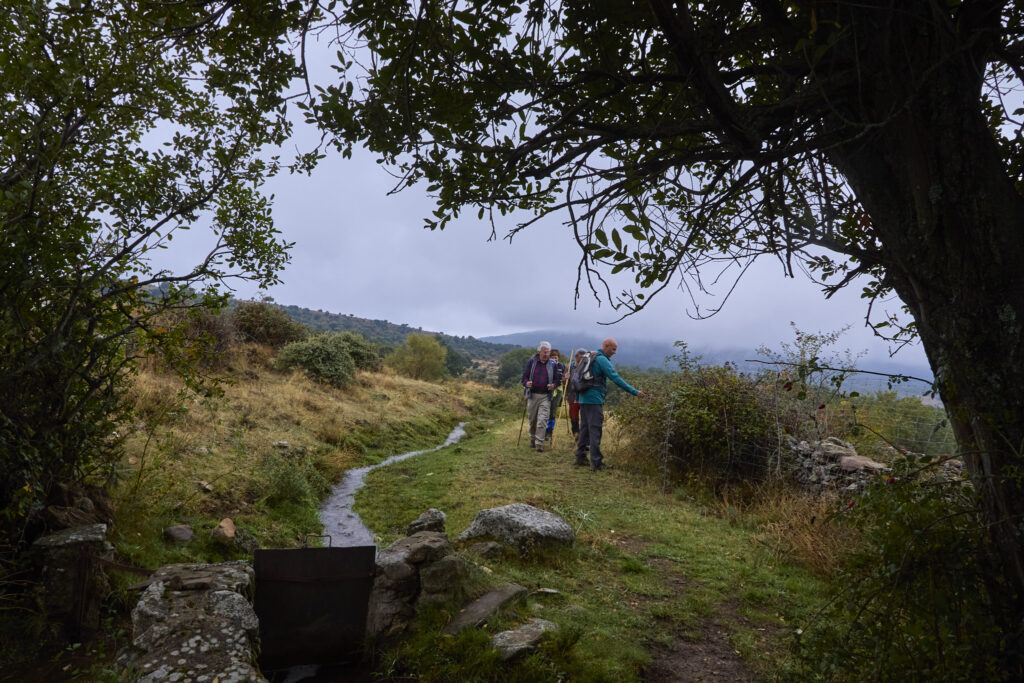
[318, 423, 467, 547]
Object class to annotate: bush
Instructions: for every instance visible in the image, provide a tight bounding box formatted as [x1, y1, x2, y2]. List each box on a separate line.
[276, 333, 357, 388]
[795, 458, 1007, 680]
[232, 299, 308, 348]
[618, 364, 778, 483]
[336, 331, 381, 371]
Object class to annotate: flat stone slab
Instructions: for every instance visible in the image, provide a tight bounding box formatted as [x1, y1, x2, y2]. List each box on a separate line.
[443, 583, 527, 635]
[840, 455, 888, 472]
[492, 618, 558, 660]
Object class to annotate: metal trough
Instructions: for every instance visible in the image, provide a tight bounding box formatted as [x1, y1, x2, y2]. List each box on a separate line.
[254, 541, 376, 670]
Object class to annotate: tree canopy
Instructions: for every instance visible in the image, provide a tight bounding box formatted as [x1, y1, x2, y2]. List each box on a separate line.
[311, 0, 1024, 660]
[1, 0, 303, 523]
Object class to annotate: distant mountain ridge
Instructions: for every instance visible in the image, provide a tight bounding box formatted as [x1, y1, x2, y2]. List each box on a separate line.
[274, 303, 517, 361]
[482, 329, 936, 396]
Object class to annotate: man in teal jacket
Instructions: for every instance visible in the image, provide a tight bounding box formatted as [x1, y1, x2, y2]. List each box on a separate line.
[574, 338, 646, 471]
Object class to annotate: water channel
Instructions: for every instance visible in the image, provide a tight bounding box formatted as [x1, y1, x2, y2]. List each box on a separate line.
[318, 422, 467, 547]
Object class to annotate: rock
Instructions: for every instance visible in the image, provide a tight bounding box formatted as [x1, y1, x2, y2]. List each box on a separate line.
[466, 541, 504, 559]
[234, 528, 260, 554]
[839, 455, 888, 472]
[272, 440, 289, 449]
[366, 532, 453, 637]
[116, 561, 263, 683]
[457, 504, 574, 552]
[43, 505, 101, 530]
[211, 518, 236, 545]
[818, 437, 858, 459]
[32, 524, 112, 639]
[443, 583, 528, 635]
[380, 531, 452, 565]
[196, 480, 214, 493]
[163, 525, 193, 544]
[407, 508, 447, 535]
[491, 618, 558, 660]
[417, 555, 470, 606]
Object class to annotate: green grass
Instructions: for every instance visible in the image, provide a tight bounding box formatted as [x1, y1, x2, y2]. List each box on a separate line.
[355, 416, 828, 681]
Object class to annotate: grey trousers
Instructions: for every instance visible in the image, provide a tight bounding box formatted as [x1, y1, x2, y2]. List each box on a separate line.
[575, 403, 604, 466]
[527, 392, 551, 448]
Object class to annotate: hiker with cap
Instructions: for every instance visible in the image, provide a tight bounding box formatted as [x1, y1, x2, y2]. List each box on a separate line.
[521, 341, 563, 452]
[573, 338, 646, 471]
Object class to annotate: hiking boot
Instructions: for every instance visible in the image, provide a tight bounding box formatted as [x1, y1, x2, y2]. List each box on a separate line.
[590, 463, 612, 472]
[536, 445, 544, 453]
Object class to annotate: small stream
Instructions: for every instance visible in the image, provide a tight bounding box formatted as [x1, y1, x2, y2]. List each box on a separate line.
[318, 422, 467, 547]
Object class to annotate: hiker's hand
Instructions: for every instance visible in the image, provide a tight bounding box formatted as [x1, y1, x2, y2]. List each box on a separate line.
[526, 381, 533, 388]
[637, 390, 647, 399]
[547, 383, 554, 390]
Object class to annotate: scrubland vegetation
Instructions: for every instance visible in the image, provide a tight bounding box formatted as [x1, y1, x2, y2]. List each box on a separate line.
[0, 305, 1003, 681]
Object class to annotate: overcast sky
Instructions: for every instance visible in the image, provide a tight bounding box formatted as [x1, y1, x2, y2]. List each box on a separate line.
[230, 133, 925, 368]
[166, 37, 930, 370]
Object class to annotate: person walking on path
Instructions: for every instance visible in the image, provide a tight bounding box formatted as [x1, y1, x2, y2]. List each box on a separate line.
[566, 349, 586, 442]
[522, 341, 562, 452]
[574, 338, 646, 471]
[545, 348, 566, 442]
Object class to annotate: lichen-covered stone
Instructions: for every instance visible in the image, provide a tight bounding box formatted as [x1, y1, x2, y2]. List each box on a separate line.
[116, 561, 264, 682]
[456, 504, 574, 551]
[491, 618, 558, 660]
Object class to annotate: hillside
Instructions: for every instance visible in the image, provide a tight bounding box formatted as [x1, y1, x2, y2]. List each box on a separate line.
[275, 303, 517, 361]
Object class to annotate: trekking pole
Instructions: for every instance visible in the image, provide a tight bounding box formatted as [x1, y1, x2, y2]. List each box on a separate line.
[516, 390, 529, 446]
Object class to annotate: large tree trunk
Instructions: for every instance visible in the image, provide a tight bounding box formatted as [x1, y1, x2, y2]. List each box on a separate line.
[822, 1, 1024, 638]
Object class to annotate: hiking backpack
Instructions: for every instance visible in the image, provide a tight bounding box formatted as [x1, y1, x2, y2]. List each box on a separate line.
[571, 351, 603, 392]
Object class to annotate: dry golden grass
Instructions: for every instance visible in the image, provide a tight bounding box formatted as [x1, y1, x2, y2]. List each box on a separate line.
[115, 343, 498, 532]
[748, 487, 853, 577]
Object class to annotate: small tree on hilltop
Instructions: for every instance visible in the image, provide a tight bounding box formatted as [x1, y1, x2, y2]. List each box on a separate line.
[387, 333, 447, 381]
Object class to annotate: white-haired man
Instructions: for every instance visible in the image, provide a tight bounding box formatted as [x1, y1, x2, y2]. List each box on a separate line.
[521, 341, 563, 452]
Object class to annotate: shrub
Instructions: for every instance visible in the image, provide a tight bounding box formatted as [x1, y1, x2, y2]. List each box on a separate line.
[276, 333, 356, 388]
[795, 457, 1006, 680]
[618, 364, 778, 484]
[232, 299, 308, 348]
[336, 331, 381, 371]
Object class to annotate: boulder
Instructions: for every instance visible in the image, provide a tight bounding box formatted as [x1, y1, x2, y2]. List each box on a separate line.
[491, 618, 558, 660]
[163, 525, 193, 544]
[211, 518, 236, 545]
[407, 508, 447, 535]
[457, 504, 574, 552]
